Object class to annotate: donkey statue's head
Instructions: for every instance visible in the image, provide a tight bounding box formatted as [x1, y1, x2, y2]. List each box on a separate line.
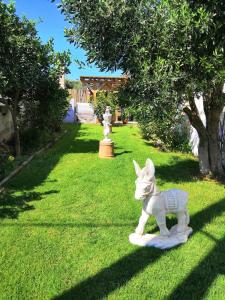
[133, 158, 156, 200]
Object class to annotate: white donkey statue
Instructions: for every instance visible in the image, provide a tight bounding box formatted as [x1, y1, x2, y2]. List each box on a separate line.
[132, 159, 192, 246]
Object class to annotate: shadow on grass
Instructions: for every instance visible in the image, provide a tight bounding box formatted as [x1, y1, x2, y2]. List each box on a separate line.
[0, 189, 58, 219]
[6, 124, 199, 195]
[54, 197, 225, 300]
[0, 221, 138, 228]
[114, 145, 132, 157]
[156, 157, 199, 183]
[115, 150, 132, 157]
[0, 125, 99, 219]
[70, 139, 99, 154]
[6, 125, 99, 191]
[167, 236, 225, 299]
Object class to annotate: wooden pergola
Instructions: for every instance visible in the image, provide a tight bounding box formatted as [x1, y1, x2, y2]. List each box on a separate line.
[80, 76, 127, 104]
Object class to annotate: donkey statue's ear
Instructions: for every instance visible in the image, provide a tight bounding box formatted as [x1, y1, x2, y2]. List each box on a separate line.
[133, 160, 141, 177]
[145, 158, 155, 179]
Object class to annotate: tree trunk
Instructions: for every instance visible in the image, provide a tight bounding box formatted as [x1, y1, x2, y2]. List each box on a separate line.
[207, 104, 224, 176]
[208, 136, 223, 175]
[183, 102, 210, 175]
[198, 135, 210, 175]
[11, 109, 21, 156]
[11, 95, 21, 157]
[184, 95, 224, 177]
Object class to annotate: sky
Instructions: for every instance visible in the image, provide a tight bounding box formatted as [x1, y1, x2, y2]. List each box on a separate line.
[3, 0, 122, 80]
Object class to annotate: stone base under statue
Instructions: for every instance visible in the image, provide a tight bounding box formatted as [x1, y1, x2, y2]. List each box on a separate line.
[129, 225, 192, 249]
[99, 140, 114, 158]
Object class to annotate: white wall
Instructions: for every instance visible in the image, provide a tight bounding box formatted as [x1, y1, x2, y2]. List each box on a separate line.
[189, 96, 206, 156]
[189, 96, 225, 167]
[0, 110, 14, 142]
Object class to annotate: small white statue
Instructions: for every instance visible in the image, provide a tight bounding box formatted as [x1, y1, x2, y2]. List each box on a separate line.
[102, 106, 112, 141]
[129, 158, 192, 249]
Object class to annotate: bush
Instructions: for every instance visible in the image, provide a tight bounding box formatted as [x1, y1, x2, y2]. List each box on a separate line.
[0, 143, 14, 180]
[0, 2, 71, 156]
[134, 104, 191, 152]
[20, 128, 53, 153]
[21, 79, 69, 150]
[93, 91, 119, 122]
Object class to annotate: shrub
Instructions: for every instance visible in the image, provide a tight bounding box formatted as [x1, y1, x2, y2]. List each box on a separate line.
[134, 104, 191, 152]
[93, 91, 119, 122]
[0, 144, 14, 180]
[0, 2, 70, 156]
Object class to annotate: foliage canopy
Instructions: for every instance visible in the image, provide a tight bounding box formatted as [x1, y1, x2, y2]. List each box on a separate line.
[58, 0, 225, 176]
[0, 2, 71, 156]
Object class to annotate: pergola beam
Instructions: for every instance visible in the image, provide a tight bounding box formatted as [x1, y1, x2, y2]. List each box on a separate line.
[80, 76, 127, 93]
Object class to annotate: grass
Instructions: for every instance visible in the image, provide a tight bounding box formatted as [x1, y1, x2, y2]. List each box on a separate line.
[0, 124, 225, 299]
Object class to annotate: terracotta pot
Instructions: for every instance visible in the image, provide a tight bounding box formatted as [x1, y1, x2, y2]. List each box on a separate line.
[99, 140, 114, 158]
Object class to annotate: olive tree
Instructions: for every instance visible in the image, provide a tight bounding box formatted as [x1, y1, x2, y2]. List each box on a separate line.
[0, 2, 70, 156]
[57, 0, 225, 176]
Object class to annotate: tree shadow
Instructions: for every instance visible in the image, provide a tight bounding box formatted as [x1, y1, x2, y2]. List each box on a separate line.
[5, 124, 99, 191]
[69, 139, 99, 154]
[0, 221, 138, 229]
[167, 236, 225, 299]
[5, 125, 198, 195]
[115, 150, 132, 157]
[54, 197, 225, 300]
[114, 145, 132, 157]
[156, 157, 199, 183]
[0, 189, 58, 219]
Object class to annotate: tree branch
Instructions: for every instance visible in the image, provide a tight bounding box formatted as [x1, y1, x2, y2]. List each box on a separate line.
[183, 105, 207, 137]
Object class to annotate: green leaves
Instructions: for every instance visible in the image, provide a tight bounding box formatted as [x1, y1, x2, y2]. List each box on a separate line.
[54, 0, 225, 161]
[0, 2, 71, 154]
[93, 91, 119, 120]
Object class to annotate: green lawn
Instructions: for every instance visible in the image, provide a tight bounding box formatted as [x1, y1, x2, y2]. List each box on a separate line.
[1, 124, 225, 300]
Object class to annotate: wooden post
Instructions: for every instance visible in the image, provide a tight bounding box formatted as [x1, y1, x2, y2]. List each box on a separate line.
[92, 90, 97, 105]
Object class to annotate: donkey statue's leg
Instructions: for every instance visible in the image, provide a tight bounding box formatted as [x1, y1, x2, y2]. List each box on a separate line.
[155, 211, 170, 237]
[176, 211, 187, 233]
[135, 209, 149, 235]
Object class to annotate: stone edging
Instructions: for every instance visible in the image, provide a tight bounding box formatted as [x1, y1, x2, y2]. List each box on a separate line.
[0, 129, 68, 188]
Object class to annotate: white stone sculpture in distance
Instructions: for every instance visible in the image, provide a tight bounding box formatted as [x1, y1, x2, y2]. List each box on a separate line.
[129, 158, 192, 249]
[102, 106, 112, 142]
[99, 106, 114, 158]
